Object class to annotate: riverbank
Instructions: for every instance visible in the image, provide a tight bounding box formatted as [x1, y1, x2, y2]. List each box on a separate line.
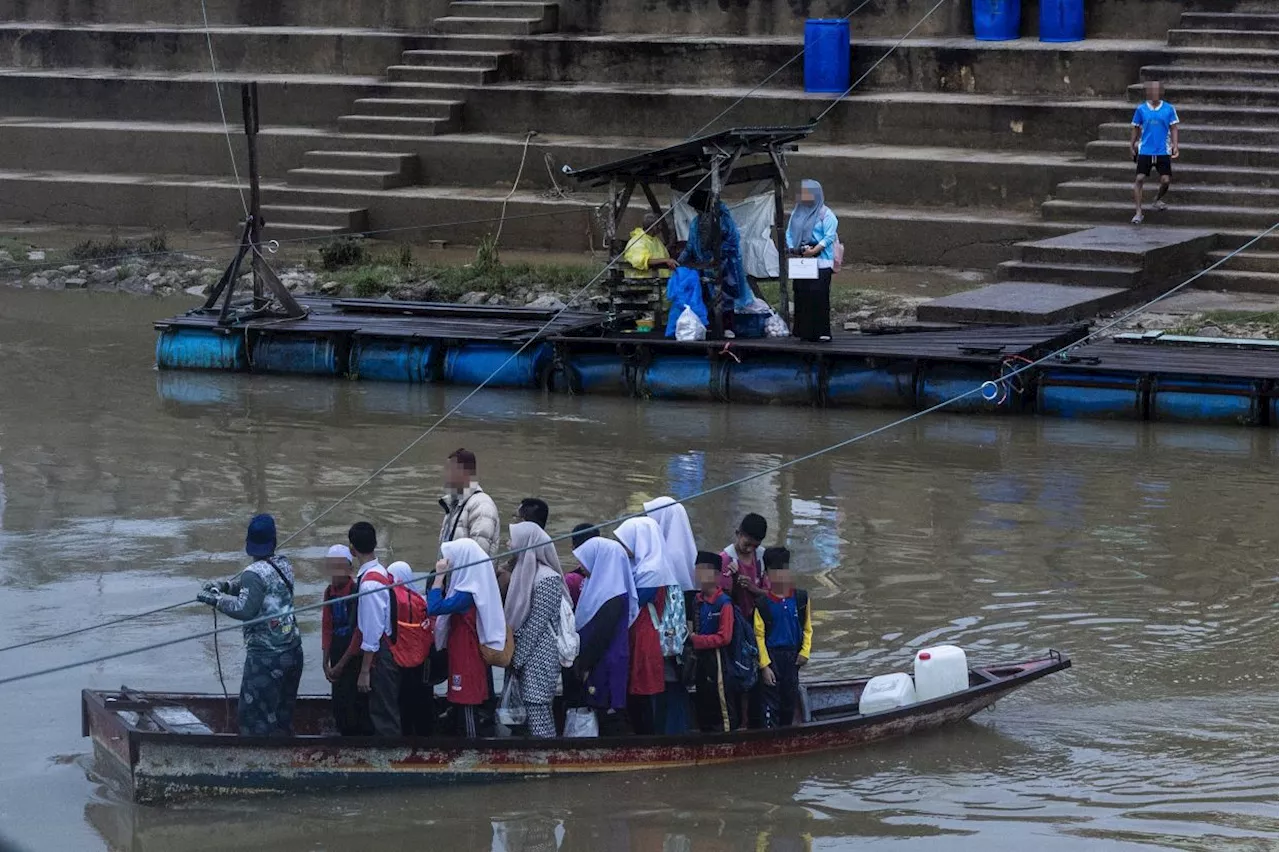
[1, 229, 1275, 340]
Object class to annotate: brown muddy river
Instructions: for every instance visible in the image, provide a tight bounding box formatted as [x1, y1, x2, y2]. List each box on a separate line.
[0, 289, 1275, 852]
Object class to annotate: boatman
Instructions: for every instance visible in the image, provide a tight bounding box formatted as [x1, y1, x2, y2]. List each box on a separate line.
[196, 514, 304, 736]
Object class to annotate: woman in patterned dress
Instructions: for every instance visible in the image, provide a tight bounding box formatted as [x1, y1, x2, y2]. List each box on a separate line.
[505, 521, 568, 738]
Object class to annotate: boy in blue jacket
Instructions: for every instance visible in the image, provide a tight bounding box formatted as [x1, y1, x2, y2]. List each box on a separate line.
[753, 547, 812, 728]
[690, 550, 740, 732]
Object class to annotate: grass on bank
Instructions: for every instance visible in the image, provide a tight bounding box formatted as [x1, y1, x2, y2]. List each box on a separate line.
[1169, 310, 1279, 337]
[318, 236, 597, 300]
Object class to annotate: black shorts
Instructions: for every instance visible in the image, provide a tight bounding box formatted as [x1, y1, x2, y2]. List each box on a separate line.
[1136, 154, 1172, 177]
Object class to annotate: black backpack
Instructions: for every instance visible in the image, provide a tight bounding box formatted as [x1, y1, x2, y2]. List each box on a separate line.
[726, 606, 760, 693]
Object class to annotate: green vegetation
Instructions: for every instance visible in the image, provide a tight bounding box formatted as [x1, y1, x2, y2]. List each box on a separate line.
[322, 238, 596, 301]
[1169, 310, 1278, 338]
[318, 236, 370, 271]
[68, 230, 167, 262]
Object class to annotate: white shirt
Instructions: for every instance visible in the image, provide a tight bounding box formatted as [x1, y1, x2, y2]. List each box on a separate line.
[356, 558, 392, 653]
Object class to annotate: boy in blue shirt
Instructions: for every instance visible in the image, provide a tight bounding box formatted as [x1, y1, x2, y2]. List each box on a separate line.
[753, 548, 812, 728]
[1129, 81, 1180, 225]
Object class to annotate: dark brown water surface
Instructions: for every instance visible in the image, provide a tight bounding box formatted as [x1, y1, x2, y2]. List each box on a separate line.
[0, 290, 1275, 852]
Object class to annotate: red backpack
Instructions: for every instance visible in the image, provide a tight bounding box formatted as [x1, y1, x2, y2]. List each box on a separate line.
[365, 570, 431, 669]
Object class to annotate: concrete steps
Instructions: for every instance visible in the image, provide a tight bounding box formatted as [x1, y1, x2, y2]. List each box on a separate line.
[301, 149, 421, 177]
[1166, 47, 1280, 68]
[351, 98, 463, 120]
[1054, 180, 1278, 208]
[1192, 268, 1279, 293]
[261, 203, 369, 230]
[1168, 28, 1280, 49]
[917, 281, 1133, 324]
[386, 64, 498, 85]
[995, 260, 1142, 288]
[1127, 81, 1278, 106]
[1179, 11, 1280, 31]
[286, 167, 412, 190]
[1096, 121, 1278, 146]
[1086, 139, 1277, 168]
[261, 221, 359, 242]
[432, 16, 553, 36]
[449, 1, 558, 26]
[1140, 64, 1279, 87]
[401, 49, 510, 69]
[1042, 199, 1278, 231]
[337, 114, 458, 136]
[1206, 249, 1278, 274]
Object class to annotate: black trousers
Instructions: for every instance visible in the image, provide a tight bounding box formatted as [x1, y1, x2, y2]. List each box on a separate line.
[694, 649, 740, 733]
[328, 638, 371, 736]
[793, 267, 832, 341]
[399, 661, 434, 736]
[762, 646, 801, 728]
[368, 645, 402, 736]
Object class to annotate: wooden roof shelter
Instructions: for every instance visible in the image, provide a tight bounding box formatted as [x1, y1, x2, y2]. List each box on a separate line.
[568, 126, 814, 335]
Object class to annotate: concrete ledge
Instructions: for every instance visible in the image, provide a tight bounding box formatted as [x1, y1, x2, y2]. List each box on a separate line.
[464, 84, 1127, 150]
[0, 24, 434, 76]
[498, 35, 1169, 96]
[0, 0, 451, 29]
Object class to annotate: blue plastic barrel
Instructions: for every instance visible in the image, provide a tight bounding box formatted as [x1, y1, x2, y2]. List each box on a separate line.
[155, 328, 247, 371]
[442, 343, 550, 388]
[803, 19, 851, 94]
[972, 0, 1020, 41]
[1039, 0, 1084, 42]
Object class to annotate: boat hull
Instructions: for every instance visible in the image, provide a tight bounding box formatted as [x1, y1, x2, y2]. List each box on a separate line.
[83, 655, 1070, 803]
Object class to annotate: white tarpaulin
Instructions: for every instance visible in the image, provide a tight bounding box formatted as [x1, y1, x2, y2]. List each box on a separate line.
[671, 192, 779, 280]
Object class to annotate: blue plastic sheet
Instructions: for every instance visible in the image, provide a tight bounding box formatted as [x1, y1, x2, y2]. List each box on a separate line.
[664, 267, 708, 338]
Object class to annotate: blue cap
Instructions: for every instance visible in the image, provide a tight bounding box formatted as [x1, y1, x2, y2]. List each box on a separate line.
[245, 514, 277, 558]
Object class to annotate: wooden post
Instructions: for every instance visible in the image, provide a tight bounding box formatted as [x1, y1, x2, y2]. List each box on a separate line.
[242, 84, 265, 307]
[773, 180, 791, 328]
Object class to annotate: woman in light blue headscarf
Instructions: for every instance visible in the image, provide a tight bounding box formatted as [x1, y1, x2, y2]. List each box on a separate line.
[786, 179, 840, 342]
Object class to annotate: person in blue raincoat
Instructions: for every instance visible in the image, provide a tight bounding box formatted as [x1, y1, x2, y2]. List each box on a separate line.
[678, 194, 751, 335]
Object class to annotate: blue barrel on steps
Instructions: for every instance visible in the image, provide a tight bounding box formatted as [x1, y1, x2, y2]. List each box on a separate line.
[972, 0, 1020, 41]
[1040, 0, 1085, 43]
[803, 19, 851, 93]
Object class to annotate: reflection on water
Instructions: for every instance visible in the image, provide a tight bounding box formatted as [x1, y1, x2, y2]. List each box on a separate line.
[0, 290, 1275, 851]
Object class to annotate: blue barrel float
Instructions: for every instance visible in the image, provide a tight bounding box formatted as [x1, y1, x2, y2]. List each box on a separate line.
[562, 352, 630, 396]
[252, 332, 341, 376]
[803, 18, 851, 94]
[825, 359, 916, 408]
[725, 357, 817, 405]
[1037, 370, 1144, 420]
[972, 0, 1020, 41]
[640, 355, 721, 402]
[1040, 0, 1085, 42]
[918, 363, 1004, 413]
[350, 337, 436, 383]
[1149, 376, 1264, 426]
[442, 343, 551, 388]
[155, 327, 247, 371]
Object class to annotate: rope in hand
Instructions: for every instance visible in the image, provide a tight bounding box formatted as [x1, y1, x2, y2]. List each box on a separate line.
[1, 222, 1274, 690]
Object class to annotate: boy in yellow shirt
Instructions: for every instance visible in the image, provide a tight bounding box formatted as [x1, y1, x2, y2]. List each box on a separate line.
[753, 548, 812, 728]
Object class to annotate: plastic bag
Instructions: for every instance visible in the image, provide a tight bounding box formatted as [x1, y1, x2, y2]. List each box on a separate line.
[674, 305, 707, 342]
[765, 311, 790, 338]
[833, 239, 845, 274]
[555, 595, 580, 667]
[742, 297, 772, 315]
[648, 586, 688, 658]
[496, 677, 526, 727]
[563, 707, 599, 738]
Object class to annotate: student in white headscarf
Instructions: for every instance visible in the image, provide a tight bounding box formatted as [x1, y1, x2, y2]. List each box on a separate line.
[613, 516, 676, 734]
[505, 522, 568, 738]
[428, 538, 507, 737]
[643, 496, 698, 593]
[571, 536, 637, 735]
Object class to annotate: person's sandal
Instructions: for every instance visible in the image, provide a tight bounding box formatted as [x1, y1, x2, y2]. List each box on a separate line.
[1130, 214, 1144, 224]
[1154, 201, 1168, 212]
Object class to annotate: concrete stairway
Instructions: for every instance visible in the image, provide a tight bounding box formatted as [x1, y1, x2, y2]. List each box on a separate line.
[262, 1, 557, 241]
[1039, 5, 1279, 294]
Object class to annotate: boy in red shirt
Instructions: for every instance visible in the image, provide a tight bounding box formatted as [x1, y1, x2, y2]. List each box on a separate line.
[691, 550, 740, 732]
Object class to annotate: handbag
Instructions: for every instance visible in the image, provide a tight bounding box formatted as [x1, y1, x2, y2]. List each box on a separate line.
[563, 706, 599, 738]
[496, 677, 526, 727]
[479, 624, 515, 668]
[555, 595, 580, 667]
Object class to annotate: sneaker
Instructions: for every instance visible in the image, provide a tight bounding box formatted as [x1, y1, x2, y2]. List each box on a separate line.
[1154, 201, 1169, 212]
[1130, 214, 1144, 225]
[819, 335, 832, 342]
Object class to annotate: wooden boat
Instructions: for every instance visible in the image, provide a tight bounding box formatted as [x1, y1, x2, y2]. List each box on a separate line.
[82, 652, 1071, 803]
